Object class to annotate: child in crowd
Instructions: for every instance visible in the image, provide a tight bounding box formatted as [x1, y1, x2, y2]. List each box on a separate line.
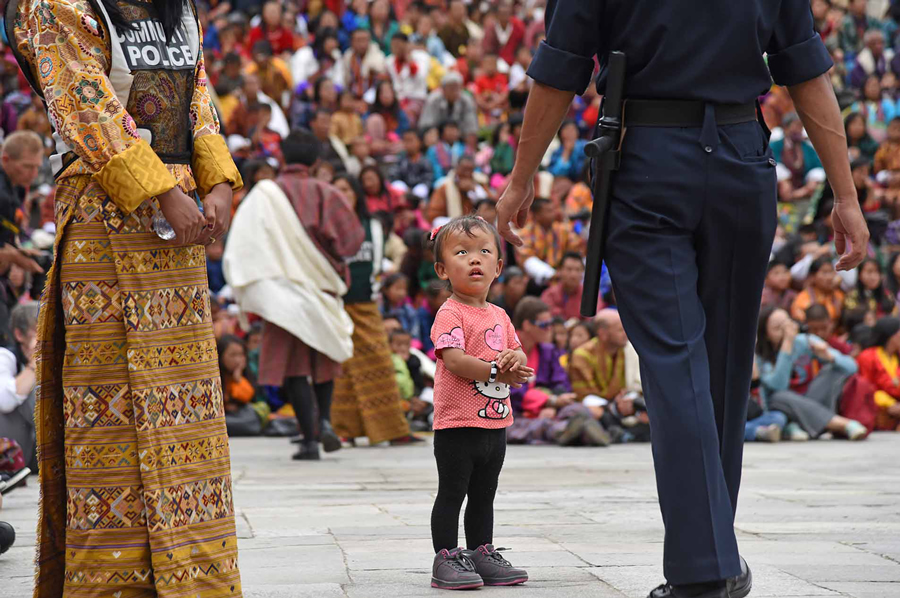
[428, 215, 532, 589]
[844, 258, 897, 317]
[760, 261, 797, 311]
[381, 272, 422, 344]
[562, 320, 596, 371]
[418, 280, 452, 355]
[389, 328, 433, 431]
[219, 335, 269, 436]
[805, 304, 853, 355]
[551, 317, 568, 352]
[427, 120, 465, 181]
[791, 256, 845, 324]
[331, 91, 363, 145]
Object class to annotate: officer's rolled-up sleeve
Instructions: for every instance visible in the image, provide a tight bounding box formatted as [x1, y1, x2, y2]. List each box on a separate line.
[526, 0, 603, 95]
[766, 1, 833, 87]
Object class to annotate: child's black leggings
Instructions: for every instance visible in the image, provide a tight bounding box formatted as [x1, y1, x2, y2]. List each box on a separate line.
[431, 427, 506, 553]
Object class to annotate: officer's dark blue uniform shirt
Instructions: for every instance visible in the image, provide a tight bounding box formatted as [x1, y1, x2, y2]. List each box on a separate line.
[527, 0, 833, 103]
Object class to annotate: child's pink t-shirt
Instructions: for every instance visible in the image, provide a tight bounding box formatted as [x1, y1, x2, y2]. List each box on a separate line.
[430, 298, 521, 430]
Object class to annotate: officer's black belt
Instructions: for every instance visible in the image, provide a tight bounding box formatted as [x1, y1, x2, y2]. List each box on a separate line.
[624, 100, 758, 127]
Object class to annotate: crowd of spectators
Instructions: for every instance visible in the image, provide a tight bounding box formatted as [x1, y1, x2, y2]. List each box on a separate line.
[3, 0, 900, 519]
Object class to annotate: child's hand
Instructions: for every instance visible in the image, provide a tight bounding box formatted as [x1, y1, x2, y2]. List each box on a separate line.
[498, 366, 534, 388]
[496, 349, 526, 373]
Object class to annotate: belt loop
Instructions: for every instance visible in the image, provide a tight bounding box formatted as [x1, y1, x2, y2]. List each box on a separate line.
[699, 103, 719, 153]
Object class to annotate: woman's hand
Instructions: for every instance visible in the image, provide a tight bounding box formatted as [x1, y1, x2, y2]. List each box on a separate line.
[158, 187, 207, 245]
[203, 183, 234, 244]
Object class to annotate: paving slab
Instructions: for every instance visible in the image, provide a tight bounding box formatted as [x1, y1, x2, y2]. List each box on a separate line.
[2, 433, 900, 597]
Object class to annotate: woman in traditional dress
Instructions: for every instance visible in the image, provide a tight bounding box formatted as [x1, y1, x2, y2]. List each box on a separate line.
[330, 173, 416, 445]
[11, 0, 244, 595]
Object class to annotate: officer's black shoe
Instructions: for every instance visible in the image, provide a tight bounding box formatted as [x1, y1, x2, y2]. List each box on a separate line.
[292, 441, 321, 461]
[727, 557, 752, 598]
[648, 558, 751, 598]
[0, 522, 15, 555]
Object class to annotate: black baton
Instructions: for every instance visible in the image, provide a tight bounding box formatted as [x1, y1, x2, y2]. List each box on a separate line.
[580, 52, 627, 318]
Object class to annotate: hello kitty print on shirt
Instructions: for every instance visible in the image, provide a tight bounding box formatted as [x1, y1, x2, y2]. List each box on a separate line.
[473, 378, 511, 420]
[431, 298, 521, 430]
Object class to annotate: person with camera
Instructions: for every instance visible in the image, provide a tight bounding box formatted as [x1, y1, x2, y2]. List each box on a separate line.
[756, 306, 868, 441]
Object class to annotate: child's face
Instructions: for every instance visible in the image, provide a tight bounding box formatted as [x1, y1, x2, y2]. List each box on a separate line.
[443, 125, 460, 144]
[806, 317, 833, 341]
[814, 263, 836, 291]
[221, 342, 246, 374]
[403, 132, 421, 155]
[860, 261, 881, 290]
[362, 170, 381, 194]
[569, 325, 591, 351]
[386, 279, 409, 305]
[390, 333, 411, 358]
[340, 94, 355, 111]
[553, 322, 567, 350]
[423, 127, 439, 147]
[247, 331, 261, 353]
[888, 121, 900, 142]
[766, 264, 791, 291]
[352, 138, 370, 158]
[482, 56, 497, 75]
[435, 227, 503, 300]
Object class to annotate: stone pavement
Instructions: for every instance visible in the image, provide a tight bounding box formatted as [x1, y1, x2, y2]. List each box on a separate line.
[3, 433, 900, 597]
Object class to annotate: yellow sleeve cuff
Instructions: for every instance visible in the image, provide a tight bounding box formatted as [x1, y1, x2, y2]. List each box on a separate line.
[874, 390, 898, 409]
[94, 141, 178, 214]
[192, 134, 244, 196]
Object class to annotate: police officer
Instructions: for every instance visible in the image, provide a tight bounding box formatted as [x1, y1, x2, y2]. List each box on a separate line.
[496, 2, 868, 598]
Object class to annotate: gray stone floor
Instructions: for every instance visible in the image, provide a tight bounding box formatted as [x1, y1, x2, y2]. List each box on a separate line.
[3, 433, 900, 597]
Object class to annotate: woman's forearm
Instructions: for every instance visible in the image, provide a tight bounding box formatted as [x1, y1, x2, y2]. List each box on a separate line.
[509, 83, 575, 187]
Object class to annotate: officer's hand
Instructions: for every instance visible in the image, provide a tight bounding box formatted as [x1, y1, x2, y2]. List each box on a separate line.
[497, 178, 535, 247]
[832, 199, 869, 271]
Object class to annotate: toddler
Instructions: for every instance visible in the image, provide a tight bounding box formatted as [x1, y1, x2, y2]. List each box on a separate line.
[428, 215, 533, 590]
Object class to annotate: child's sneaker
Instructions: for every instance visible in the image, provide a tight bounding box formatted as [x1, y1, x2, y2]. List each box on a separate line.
[466, 544, 528, 586]
[431, 548, 484, 590]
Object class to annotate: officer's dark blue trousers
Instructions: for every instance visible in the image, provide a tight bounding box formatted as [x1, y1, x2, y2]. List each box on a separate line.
[604, 108, 777, 585]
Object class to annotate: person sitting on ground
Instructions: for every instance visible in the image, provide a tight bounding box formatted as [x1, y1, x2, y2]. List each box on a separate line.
[425, 120, 467, 182]
[219, 335, 269, 437]
[744, 356, 789, 443]
[805, 304, 853, 355]
[505, 297, 610, 446]
[491, 266, 528, 320]
[855, 316, 900, 431]
[756, 307, 868, 441]
[844, 257, 896, 317]
[390, 129, 435, 199]
[569, 309, 650, 443]
[771, 112, 826, 202]
[562, 320, 596, 371]
[791, 256, 845, 324]
[389, 328, 433, 432]
[424, 156, 488, 222]
[381, 272, 422, 344]
[515, 198, 585, 289]
[760, 260, 798, 311]
[0, 302, 38, 471]
[541, 252, 587, 322]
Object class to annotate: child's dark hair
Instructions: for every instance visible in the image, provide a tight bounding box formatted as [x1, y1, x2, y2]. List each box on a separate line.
[381, 272, 409, 295]
[429, 215, 503, 265]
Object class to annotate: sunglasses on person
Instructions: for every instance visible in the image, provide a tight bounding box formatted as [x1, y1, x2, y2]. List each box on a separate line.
[531, 319, 554, 329]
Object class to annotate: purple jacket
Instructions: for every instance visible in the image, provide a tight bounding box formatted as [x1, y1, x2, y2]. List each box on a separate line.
[510, 343, 571, 414]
